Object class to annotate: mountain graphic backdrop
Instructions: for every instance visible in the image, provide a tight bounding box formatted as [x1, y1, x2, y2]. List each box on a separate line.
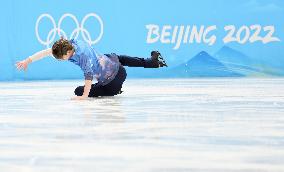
[214, 46, 284, 77]
[127, 46, 284, 78]
[168, 51, 243, 77]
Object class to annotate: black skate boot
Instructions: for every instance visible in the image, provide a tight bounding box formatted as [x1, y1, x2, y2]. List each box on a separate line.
[151, 51, 168, 67]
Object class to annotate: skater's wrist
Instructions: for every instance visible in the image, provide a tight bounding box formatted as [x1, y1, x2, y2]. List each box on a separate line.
[81, 95, 88, 98]
[26, 57, 32, 64]
[82, 79, 92, 97]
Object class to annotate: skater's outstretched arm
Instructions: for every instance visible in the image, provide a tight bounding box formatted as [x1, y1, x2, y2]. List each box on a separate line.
[15, 48, 52, 71]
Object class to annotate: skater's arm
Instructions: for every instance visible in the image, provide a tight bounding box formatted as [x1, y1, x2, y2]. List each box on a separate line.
[82, 79, 92, 97]
[71, 79, 92, 100]
[71, 71, 94, 100]
[71, 55, 94, 100]
[28, 48, 53, 62]
[15, 48, 52, 71]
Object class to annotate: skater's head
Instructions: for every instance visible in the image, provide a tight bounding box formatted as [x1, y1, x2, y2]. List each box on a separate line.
[52, 37, 74, 60]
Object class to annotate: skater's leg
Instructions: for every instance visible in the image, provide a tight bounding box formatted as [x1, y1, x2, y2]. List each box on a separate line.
[118, 55, 159, 68]
[74, 86, 84, 96]
[74, 83, 106, 97]
[74, 65, 127, 97]
[104, 65, 127, 96]
[118, 55, 145, 67]
[117, 51, 168, 68]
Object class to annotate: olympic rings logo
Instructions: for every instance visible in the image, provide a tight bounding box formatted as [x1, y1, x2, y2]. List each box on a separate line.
[35, 13, 104, 47]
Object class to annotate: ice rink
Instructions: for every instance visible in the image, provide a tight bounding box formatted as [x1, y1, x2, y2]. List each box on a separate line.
[0, 78, 284, 172]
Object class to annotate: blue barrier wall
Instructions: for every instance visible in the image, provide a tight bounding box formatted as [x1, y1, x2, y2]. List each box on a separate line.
[1, 0, 284, 80]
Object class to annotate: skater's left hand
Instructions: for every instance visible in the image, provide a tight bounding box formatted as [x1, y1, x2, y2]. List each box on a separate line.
[71, 96, 87, 100]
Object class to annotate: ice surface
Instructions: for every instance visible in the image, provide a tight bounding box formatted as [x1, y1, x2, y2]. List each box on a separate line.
[0, 78, 284, 172]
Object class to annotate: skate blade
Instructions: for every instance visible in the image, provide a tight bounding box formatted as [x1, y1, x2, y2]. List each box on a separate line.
[158, 54, 168, 67]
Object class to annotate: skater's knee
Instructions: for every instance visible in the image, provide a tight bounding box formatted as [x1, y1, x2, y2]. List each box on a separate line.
[74, 86, 84, 96]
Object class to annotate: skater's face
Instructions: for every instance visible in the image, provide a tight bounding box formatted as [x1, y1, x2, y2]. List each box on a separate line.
[61, 50, 74, 60]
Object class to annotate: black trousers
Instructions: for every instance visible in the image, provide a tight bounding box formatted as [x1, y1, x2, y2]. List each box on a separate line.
[74, 55, 158, 97]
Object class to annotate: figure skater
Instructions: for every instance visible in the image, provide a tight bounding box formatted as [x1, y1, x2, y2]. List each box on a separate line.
[16, 38, 167, 100]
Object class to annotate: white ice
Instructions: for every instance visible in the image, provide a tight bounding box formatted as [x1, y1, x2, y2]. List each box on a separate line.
[0, 78, 284, 172]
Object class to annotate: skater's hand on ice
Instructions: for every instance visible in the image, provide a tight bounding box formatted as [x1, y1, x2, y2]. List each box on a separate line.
[71, 96, 88, 100]
[71, 80, 92, 101]
[15, 58, 32, 71]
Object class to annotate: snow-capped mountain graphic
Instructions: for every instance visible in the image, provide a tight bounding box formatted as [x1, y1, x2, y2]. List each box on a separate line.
[214, 46, 284, 76]
[168, 51, 243, 77]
